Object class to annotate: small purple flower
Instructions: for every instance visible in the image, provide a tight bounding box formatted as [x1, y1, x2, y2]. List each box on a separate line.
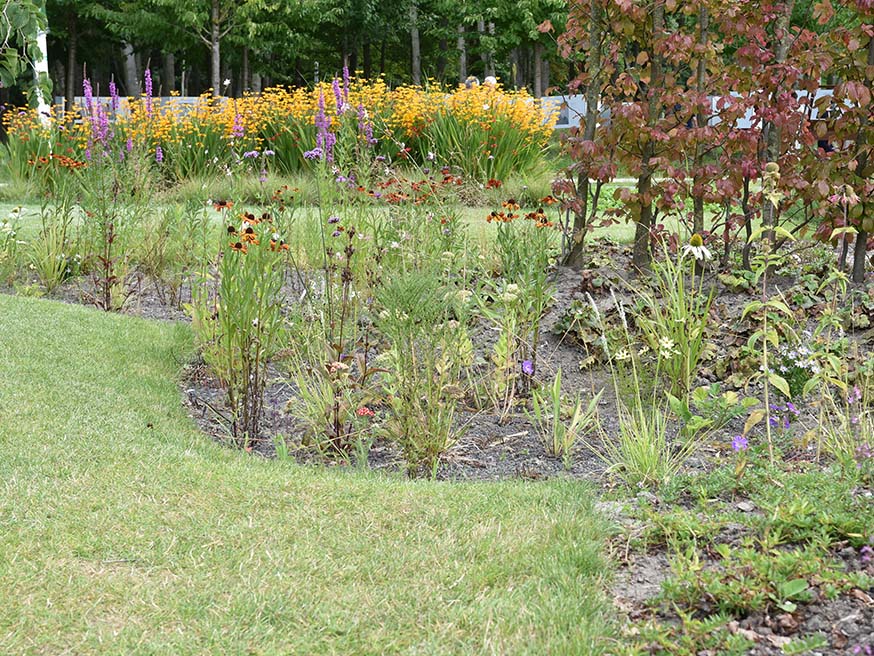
[375, 155, 386, 162]
[259, 168, 268, 183]
[155, 146, 163, 163]
[731, 435, 749, 452]
[786, 401, 799, 417]
[263, 149, 275, 156]
[521, 360, 534, 376]
[242, 150, 260, 159]
[303, 147, 323, 160]
[860, 544, 873, 564]
[332, 230, 342, 238]
[328, 216, 341, 224]
[342, 65, 350, 101]
[125, 136, 133, 153]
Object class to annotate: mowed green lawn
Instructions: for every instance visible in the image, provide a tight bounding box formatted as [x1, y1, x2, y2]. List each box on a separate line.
[0, 294, 613, 655]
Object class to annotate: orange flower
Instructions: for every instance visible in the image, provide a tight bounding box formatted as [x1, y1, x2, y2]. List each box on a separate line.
[241, 226, 259, 244]
[502, 199, 520, 211]
[230, 241, 248, 253]
[241, 211, 259, 224]
[214, 199, 234, 211]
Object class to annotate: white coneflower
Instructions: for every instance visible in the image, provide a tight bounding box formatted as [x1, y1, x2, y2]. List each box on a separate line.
[682, 233, 712, 261]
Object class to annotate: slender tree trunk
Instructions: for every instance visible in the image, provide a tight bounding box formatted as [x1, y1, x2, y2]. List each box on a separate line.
[241, 46, 250, 92]
[692, 6, 709, 237]
[633, 0, 665, 270]
[850, 36, 874, 283]
[210, 0, 221, 96]
[761, 0, 796, 239]
[380, 39, 387, 76]
[486, 22, 496, 77]
[533, 43, 543, 97]
[410, 3, 421, 85]
[363, 40, 372, 80]
[65, 13, 77, 116]
[162, 52, 175, 94]
[437, 20, 448, 81]
[565, 0, 603, 268]
[541, 57, 550, 94]
[457, 26, 467, 82]
[122, 43, 140, 96]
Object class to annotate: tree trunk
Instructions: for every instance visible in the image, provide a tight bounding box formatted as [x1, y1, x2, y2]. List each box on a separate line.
[486, 22, 496, 77]
[240, 46, 250, 92]
[457, 26, 467, 82]
[761, 0, 796, 239]
[692, 6, 709, 237]
[210, 0, 221, 96]
[410, 3, 421, 85]
[541, 57, 550, 95]
[851, 36, 874, 283]
[533, 43, 543, 97]
[122, 43, 140, 96]
[363, 40, 372, 80]
[380, 40, 387, 76]
[252, 72, 262, 93]
[65, 13, 77, 116]
[564, 0, 603, 269]
[633, 0, 665, 271]
[436, 20, 448, 81]
[162, 52, 175, 93]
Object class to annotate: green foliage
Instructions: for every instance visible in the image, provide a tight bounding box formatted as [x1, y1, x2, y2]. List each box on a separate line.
[526, 368, 601, 468]
[187, 213, 286, 446]
[375, 271, 472, 475]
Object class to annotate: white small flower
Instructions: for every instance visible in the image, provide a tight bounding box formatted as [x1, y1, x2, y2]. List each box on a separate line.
[223, 78, 231, 87]
[658, 336, 677, 359]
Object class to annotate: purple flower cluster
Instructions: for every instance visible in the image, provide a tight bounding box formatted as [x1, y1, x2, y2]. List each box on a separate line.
[768, 402, 800, 430]
[109, 80, 119, 112]
[357, 104, 377, 146]
[243, 150, 260, 159]
[303, 148, 323, 160]
[144, 68, 153, 117]
[231, 112, 245, 139]
[155, 145, 163, 163]
[314, 91, 336, 161]
[521, 360, 534, 376]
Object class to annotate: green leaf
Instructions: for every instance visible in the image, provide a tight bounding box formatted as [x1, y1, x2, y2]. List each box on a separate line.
[768, 373, 791, 399]
[779, 578, 809, 599]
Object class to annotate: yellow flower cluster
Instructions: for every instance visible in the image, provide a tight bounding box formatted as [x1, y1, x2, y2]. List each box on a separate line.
[4, 78, 556, 177]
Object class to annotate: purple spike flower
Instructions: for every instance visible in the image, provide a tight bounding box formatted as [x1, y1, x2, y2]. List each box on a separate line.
[155, 145, 163, 163]
[109, 80, 119, 112]
[144, 69, 153, 117]
[332, 77, 343, 114]
[83, 78, 94, 118]
[231, 112, 244, 139]
[342, 65, 350, 102]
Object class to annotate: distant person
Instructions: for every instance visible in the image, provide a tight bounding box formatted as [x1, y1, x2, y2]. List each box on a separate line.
[464, 76, 480, 89]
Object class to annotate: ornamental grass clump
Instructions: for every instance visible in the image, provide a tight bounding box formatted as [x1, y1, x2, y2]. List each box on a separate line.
[375, 271, 473, 477]
[526, 368, 602, 469]
[634, 238, 715, 397]
[187, 209, 287, 447]
[586, 294, 713, 489]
